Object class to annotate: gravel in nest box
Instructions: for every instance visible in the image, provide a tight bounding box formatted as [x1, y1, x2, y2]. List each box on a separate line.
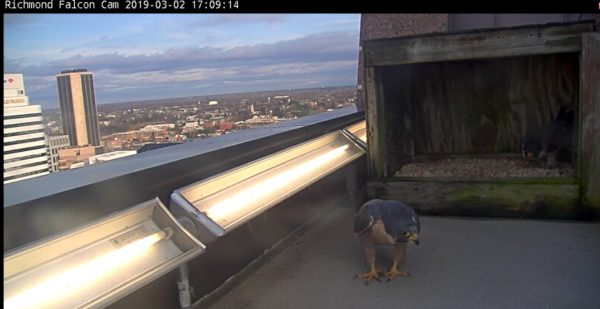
[394, 157, 576, 178]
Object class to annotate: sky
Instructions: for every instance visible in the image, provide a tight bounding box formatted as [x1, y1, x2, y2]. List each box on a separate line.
[4, 14, 361, 109]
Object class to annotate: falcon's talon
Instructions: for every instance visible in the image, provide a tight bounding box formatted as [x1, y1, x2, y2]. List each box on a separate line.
[354, 268, 381, 285]
[384, 267, 411, 281]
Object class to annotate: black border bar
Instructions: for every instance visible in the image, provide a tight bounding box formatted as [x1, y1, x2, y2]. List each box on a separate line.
[3, 0, 600, 13]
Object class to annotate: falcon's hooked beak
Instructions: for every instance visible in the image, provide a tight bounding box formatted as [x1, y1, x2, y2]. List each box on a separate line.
[404, 232, 420, 245]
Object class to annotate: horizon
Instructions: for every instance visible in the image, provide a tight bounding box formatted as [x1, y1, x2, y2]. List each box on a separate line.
[4, 14, 361, 109]
[39, 84, 357, 111]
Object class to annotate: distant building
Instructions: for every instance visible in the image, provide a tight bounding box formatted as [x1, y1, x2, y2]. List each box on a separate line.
[183, 120, 199, 135]
[240, 115, 278, 127]
[4, 73, 50, 184]
[57, 145, 97, 170]
[88, 150, 136, 165]
[208, 100, 218, 106]
[140, 124, 175, 131]
[216, 121, 234, 131]
[56, 69, 101, 146]
[101, 127, 170, 152]
[304, 101, 318, 108]
[47, 135, 70, 172]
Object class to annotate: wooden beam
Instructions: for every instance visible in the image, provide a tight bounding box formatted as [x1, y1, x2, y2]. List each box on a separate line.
[368, 180, 582, 219]
[365, 67, 387, 178]
[580, 33, 600, 213]
[364, 22, 594, 66]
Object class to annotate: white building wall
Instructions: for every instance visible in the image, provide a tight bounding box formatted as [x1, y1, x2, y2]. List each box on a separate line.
[4, 73, 26, 99]
[4, 73, 50, 184]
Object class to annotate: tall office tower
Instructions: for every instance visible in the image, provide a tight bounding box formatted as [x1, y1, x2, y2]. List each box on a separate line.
[56, 69, 100, 146]
[46, 135, 70, 172]
[4, 73, 50, 184]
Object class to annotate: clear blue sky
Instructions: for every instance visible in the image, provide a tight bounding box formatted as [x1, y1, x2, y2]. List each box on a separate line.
[4, 14, 361, 109]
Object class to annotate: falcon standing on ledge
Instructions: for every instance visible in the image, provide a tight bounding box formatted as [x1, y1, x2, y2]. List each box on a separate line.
[353, 199, 420, 285]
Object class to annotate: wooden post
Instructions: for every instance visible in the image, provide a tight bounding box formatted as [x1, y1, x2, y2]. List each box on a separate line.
[580, 33, 600, 213]
[365, 67, 386, 178]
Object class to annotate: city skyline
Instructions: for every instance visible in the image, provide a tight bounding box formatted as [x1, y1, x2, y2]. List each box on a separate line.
[4, 14, 361, 109]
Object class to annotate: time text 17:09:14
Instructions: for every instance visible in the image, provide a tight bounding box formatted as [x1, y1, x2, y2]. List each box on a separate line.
[192, 0, 239, 10]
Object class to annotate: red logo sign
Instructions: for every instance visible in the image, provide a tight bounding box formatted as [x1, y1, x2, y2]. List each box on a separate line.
[8, 78, 14, 83]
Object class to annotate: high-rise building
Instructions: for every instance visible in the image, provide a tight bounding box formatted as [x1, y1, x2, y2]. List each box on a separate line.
[4, 73, 50, 184]
[47, 135, 70, 172]
[56, 69, 100, 146]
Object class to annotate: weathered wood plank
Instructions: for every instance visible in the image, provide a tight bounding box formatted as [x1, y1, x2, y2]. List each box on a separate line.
[365, 67, 387, 178]
[580, 33, 600, 213]
[380, 65, 415, 174]
[364, 22, 594, 66]
[368, 180, 582, 219]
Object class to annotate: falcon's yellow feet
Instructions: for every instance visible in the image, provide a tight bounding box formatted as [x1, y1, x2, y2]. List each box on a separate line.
[384, 266, 411, 281]
[354, 265, 381, 285]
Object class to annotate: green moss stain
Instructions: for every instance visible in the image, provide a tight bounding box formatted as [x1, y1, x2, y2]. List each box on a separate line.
[445, 183, 580, 218]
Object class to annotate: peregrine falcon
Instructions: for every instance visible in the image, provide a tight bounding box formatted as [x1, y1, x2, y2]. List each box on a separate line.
[521, 106, 575, 167]
[353, 199, 420, 285]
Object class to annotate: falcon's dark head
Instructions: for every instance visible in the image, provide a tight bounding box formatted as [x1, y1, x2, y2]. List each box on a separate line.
[401, 225, 420, 245]
[521, 139, 545, 161]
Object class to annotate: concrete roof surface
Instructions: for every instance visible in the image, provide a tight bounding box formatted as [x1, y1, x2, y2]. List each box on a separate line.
[208, 206, 600, 309]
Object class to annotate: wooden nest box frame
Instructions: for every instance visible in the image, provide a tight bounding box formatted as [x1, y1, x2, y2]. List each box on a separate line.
[362, 21, 599, 219]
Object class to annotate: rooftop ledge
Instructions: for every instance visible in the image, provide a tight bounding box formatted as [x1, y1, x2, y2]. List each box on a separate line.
[4, 106, 363, 251]
[4, 107, 359, 207]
